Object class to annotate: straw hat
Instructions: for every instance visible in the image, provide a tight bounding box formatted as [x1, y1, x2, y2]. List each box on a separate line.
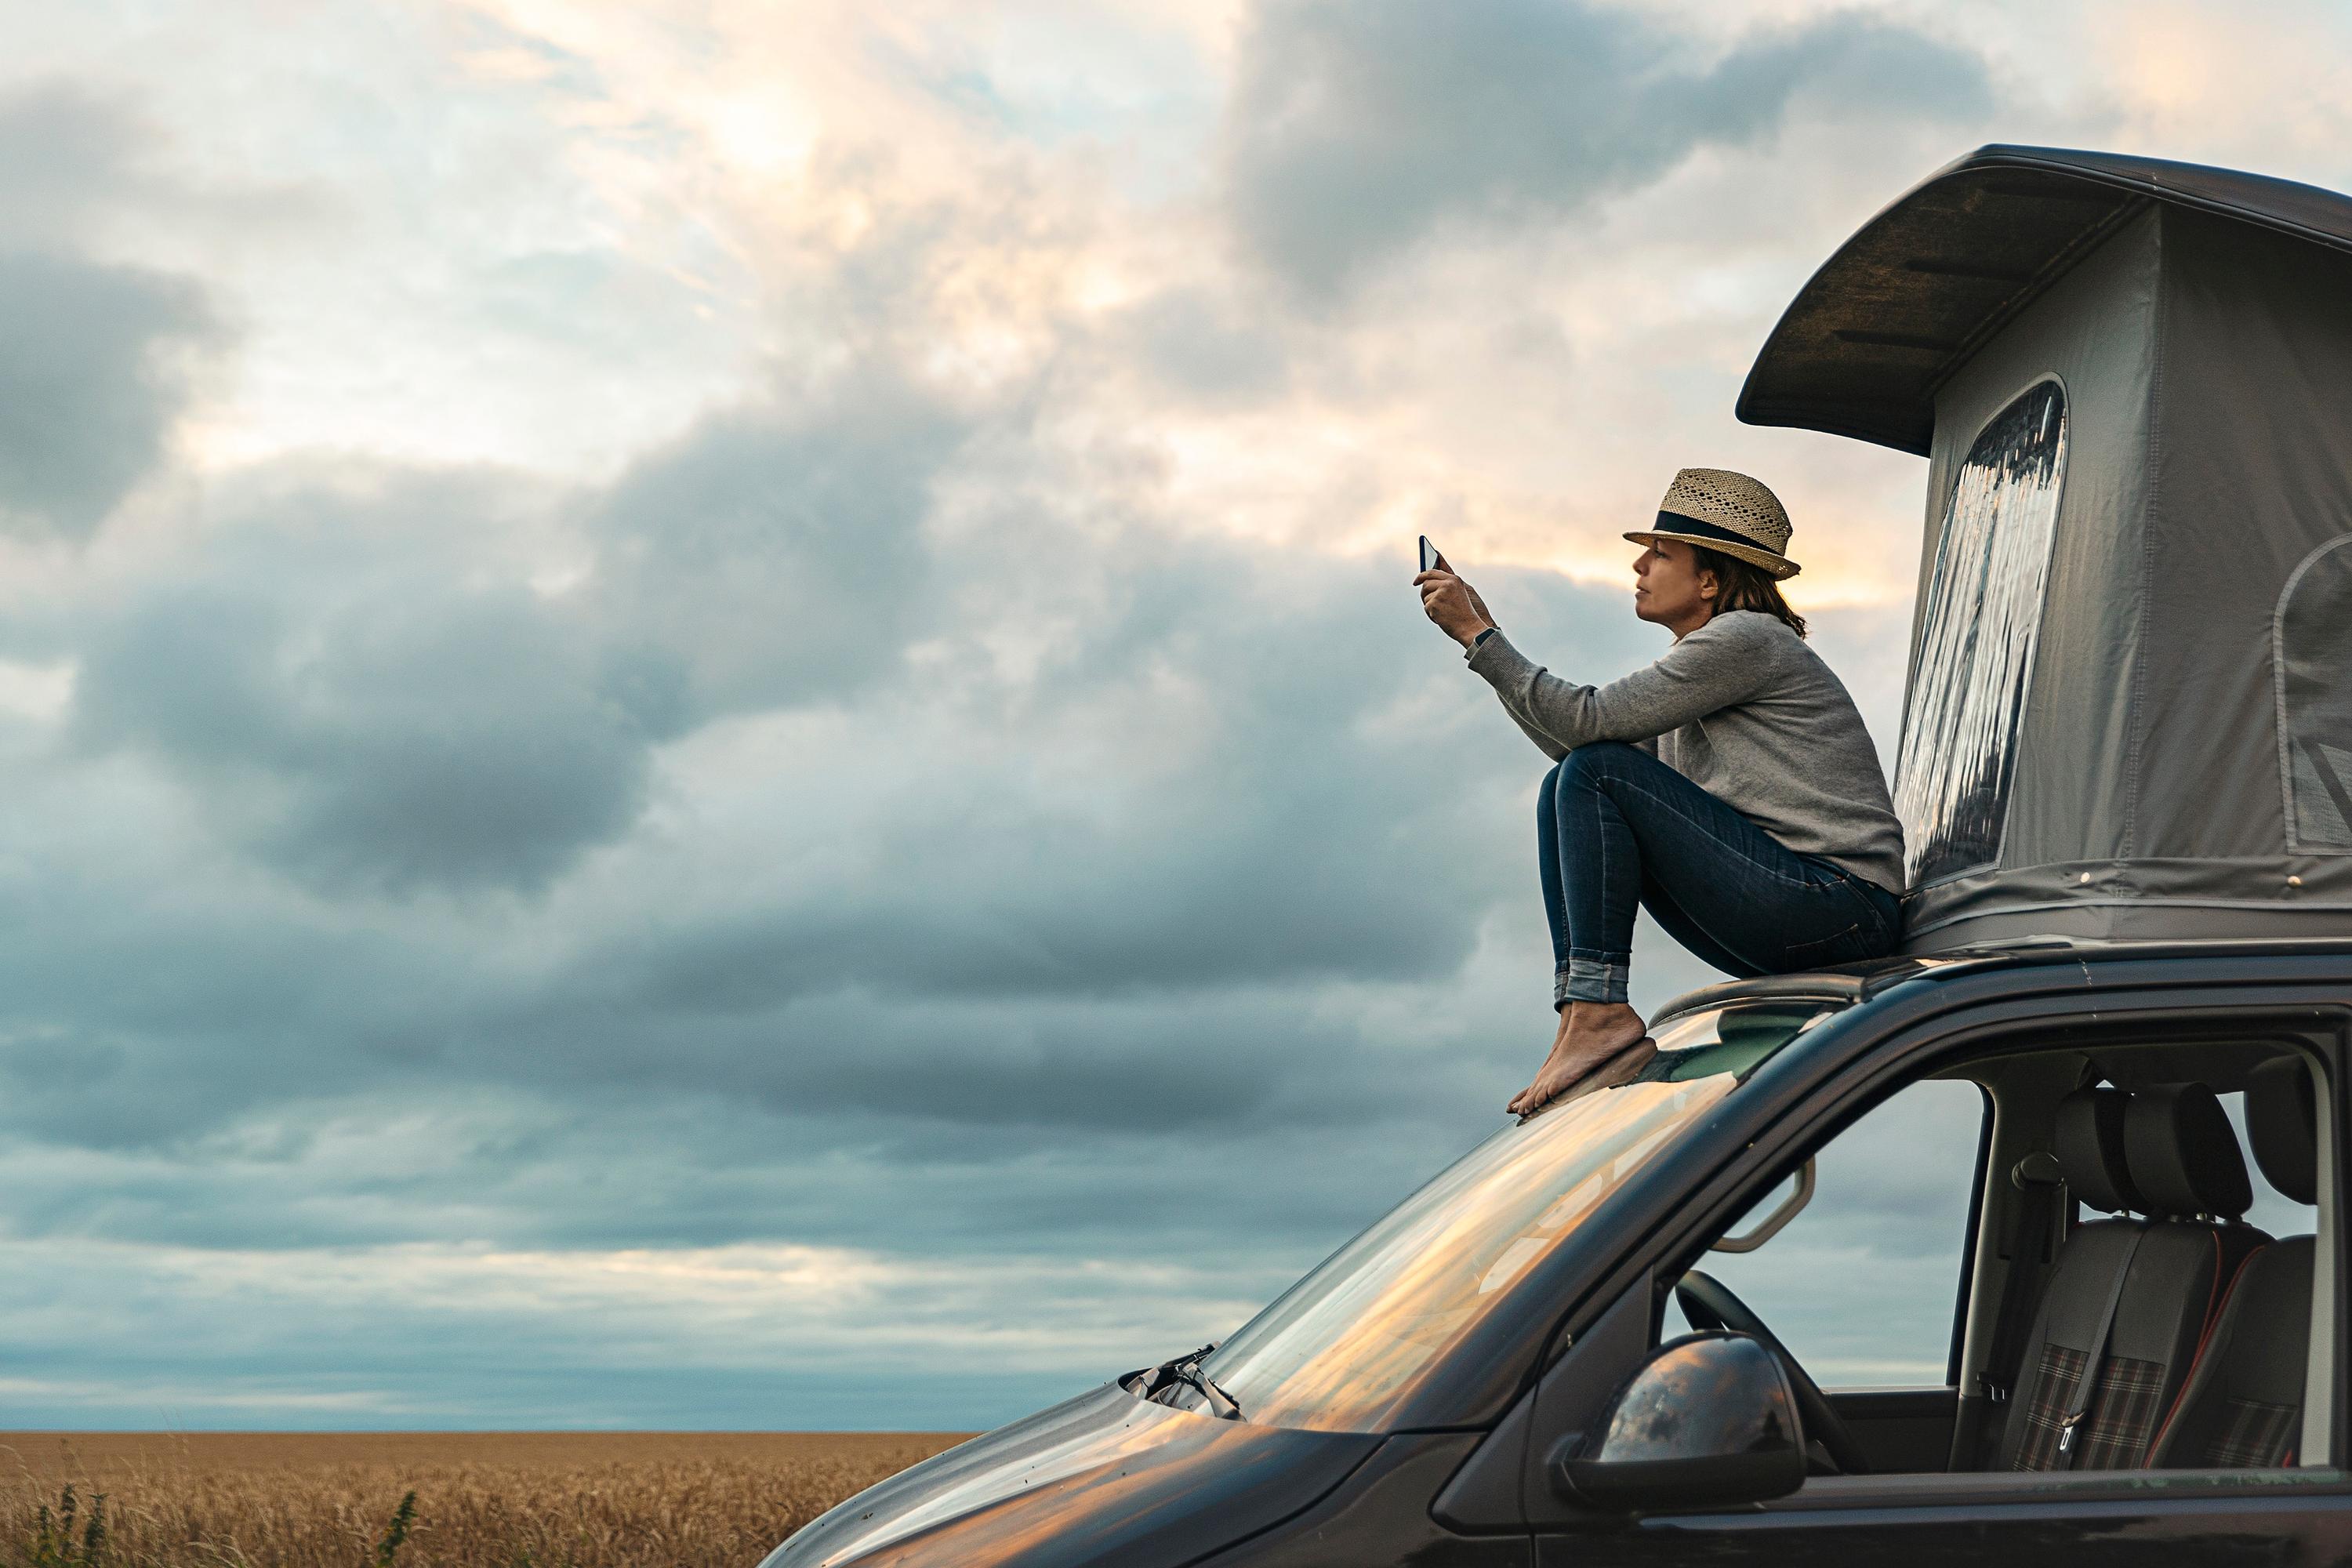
[1624, 467, 1801, 580]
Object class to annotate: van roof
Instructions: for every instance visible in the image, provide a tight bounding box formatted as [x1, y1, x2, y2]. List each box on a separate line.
[1734, 144, 2352, 455]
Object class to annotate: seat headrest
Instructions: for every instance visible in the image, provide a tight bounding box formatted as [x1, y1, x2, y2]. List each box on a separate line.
[2053, 1087, 2141, 1214]
[2245, 1057, 2318, 1206]
[2125, 1084, 2252, 1219]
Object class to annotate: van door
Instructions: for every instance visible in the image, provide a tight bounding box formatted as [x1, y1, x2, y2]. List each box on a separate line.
[1525, 999, 2352, 1566]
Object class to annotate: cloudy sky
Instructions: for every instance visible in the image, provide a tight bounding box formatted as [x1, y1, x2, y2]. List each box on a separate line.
[1, 0, 2343, 1431]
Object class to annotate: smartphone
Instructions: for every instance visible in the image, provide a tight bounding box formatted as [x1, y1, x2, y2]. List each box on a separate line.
[1418, 535, 1442, 573]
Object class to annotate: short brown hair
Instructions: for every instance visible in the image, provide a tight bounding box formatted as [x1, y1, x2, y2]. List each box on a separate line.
[1694, 546, 1808, 639]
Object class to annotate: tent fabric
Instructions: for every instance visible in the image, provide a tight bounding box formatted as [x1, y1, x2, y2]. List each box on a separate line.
[2281, 539, 2352, 851]
[1737, 145, 2352, 456]
[1892, 201, 2352, 950]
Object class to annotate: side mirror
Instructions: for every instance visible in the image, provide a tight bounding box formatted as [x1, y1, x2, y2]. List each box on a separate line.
[1555, 1332, 1806, 1512]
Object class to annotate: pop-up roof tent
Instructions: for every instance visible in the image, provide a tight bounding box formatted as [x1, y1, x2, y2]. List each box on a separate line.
[1740, 146, 2352, 953]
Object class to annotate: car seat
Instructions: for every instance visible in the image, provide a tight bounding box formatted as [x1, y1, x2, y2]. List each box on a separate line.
[2145, 1057, 2318, 1468]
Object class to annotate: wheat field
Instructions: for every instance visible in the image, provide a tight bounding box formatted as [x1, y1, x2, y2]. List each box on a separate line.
[0, 1431, 972, 1568]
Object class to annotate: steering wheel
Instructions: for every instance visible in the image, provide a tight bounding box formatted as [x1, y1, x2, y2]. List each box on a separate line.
[1676, 1269, 1870, 1476]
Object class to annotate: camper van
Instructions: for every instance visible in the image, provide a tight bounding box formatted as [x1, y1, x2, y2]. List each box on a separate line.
[757, 147, 2352, 1568]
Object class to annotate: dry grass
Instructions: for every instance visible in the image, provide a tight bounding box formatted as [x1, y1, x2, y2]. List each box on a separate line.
[0, 1432, 972, 1568]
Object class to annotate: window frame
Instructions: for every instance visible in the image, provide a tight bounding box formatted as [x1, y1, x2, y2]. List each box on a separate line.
[1949, 1092, 1996, 1390]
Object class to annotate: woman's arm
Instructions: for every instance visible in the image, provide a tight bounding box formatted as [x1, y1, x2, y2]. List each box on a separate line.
[1418, 571, 1565, 758]
[1466, 615, 1776, 752]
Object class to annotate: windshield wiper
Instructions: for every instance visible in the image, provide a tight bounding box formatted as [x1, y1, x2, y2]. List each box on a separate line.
[1142, 1342, 1244, 1420]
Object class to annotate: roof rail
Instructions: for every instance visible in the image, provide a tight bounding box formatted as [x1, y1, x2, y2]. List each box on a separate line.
[1650, 971, 1874, 1029]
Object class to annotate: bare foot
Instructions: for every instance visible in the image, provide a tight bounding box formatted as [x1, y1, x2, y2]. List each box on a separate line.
[1523, 1035, 1657, 1121]
[1508, 1002, 1653, 1116]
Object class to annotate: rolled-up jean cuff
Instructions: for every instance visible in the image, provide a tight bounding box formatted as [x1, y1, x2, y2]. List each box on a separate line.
[1559, 955, 1630, 1007]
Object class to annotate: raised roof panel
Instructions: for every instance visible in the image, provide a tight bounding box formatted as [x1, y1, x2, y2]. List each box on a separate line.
[1737, 146, 2352, 455]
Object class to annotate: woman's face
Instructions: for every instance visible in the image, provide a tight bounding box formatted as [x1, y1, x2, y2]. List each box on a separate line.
[1633, 539, 1717, 630]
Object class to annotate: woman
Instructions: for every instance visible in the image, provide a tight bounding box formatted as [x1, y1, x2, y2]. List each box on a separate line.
[1417, 467, 1905, 1116]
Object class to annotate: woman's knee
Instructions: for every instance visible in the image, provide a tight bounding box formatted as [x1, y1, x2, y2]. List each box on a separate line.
[1558, 741, 1643, 786]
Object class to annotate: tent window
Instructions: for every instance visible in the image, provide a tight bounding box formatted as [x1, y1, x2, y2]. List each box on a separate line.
[1895, 380, 2068, 887]
[2278, 535, 2352, 851]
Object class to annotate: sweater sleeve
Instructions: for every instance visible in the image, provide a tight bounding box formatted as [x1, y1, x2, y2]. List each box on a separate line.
[1462, 633, 1568, 760]
[1465, 615, 1777, 753]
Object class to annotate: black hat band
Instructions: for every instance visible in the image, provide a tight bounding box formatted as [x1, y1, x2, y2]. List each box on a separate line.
[1650, 510, 1783, 555]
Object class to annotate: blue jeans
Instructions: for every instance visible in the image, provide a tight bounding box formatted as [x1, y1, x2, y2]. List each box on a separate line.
[1537, 742, 1903, 1006]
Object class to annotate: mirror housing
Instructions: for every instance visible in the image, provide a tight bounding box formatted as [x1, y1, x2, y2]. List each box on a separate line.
[1555, 1332, 1806, 1512]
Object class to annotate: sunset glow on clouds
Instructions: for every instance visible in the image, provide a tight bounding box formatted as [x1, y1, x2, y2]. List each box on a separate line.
[2, 0, 2348, 1427]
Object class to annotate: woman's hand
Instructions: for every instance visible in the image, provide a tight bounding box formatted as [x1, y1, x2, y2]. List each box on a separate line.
[1416, 568, 1496, 648]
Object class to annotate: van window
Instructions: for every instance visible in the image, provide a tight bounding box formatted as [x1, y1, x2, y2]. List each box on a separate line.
[1653, 1036, 2334, 1482]
[2277, 533, 2352, 851]
[1895, 380, 2068, 887]
[1662, 1079, 1987, 1385]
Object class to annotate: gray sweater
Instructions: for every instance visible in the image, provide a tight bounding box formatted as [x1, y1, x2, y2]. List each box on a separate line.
[1466, 611, 1907, 895]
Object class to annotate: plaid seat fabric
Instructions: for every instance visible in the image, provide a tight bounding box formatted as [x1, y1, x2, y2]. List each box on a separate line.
[2012, 1345, 2169, 1471]
[2074, 1354, 2165, 1468]
[2204, 1397, 2299, 1468]
[2013, 1343, 2086, 1471]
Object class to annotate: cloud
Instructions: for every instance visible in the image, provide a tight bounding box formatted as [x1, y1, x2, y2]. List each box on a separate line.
[585, 372, 967, 729]
[58, 359, 977, 897]
[70, 466, 653, 895]
[0, 252, 213, 539]
[0, 82, 151, 248]
[1105, 288, 1290, 405]
[1220, 0, 1991, 296]
[0, 85, 220, 538]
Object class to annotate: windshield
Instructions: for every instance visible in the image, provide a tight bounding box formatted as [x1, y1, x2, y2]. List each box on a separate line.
[1198, 1003, 1831, 1432]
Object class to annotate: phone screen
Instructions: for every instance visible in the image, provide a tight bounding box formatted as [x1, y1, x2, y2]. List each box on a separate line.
[1418, 535, 1439, 573]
